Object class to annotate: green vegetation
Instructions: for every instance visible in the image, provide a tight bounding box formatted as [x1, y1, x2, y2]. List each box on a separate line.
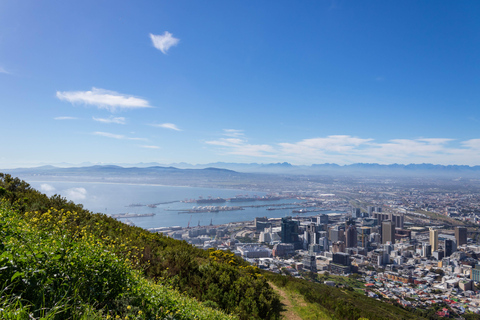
[315, 273, 365, 292]
[1, 173, 465, 320]
[270, 282, 333, 320]
[0, 203, 234, 320]
[0, 173, 280, 319]
[265, 272, 429, 320]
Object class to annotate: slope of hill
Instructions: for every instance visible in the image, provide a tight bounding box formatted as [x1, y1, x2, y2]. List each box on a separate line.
[0, 173, 280, 319]
[0, 203, 236, 320]
[1, 173, 460, 320]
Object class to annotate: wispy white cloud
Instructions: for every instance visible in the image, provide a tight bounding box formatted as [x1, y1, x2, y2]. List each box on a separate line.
[0, 67, 9, 74]
[65, 187, 87, 201]
[461, 139, 480, 150]
[56, 87, 151, 112]
[279, 135, 372, 155]
[140, 145, 160, 149]
[93, 116, 126, 124]
[206, 131, 276, 158]
[150, 123, 182, 131]
[93, 131, 147, 141]
[223, 129, 244, 137]
[40, 183, 56, 194]
[205, 133, 480, 165]
[93, 132, 124, 139]
[150, 32, 179, 54]
[54, 116, 78, 120]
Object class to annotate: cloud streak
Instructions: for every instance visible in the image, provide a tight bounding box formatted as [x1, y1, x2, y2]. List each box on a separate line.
[65, 187, 87, 201]
[93, 116, 126, 124]
[150, 32, 179, 54]
[54, 116, 78, 120]
[206, 129, 276, 158]
[40, 184, 56, 194]
[223, 129, 244, 137]
[205, 133, 480, 165]
[0, 67, 9, 74]
[93, 131, 147, 141]
[150, 123, 182, 131]
[57, 88, 151, 112]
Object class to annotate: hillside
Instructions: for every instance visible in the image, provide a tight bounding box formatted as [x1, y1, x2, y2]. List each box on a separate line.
[0, 173, 454, 320]
[0, 173, 280, 319]
[0, 201, 236, 319]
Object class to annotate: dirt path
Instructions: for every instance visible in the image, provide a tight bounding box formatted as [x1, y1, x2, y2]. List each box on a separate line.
[269, 282, 303, 320]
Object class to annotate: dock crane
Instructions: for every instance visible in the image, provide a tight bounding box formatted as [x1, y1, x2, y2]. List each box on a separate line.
[187, 215, 192, 229]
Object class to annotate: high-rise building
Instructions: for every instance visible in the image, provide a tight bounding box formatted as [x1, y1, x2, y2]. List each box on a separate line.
[368, 206, 375, 216]
[345, 218, 355, 226]
[369, 232, 381, 244]
[359, 227, 371, 248]
[345, 224, 357, 248]
[455, 226, 467, 246]
[373, 212, 390, 224]
[332, 252, 351, 266]
[329, 252, 351, 274]
[444, 239, 456, 257]
[430, 228, 439, 251]
[432, 250, 444, 260]
[304, 223, 321, 249]
[317, 214, 329, 225]
[371, 249, 389, 266]
[331, 241, 345, 253]
[330, 226, 345, 242]
[281, 217, 301, 249]
[373, 212, 404, 229]
[255, 216, 271, 231]
[390, 213, 404, 229]
[382, 220, 395, 244]
[422, 243, 432, 257]
[352, 208, 361, 218]
[302, 255, 317, 272]
[471, 265, 480, 282]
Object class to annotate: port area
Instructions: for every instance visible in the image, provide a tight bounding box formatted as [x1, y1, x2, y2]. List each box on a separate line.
[177, 206, 245, 213]
[180, 194, 284, 204]
[125, 201, 180, 208]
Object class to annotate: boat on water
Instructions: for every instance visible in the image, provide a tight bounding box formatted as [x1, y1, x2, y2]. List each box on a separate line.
[258, 196, 281, 201]
[196, 197, 226, 204]
[228, 195, 259, 202]
[292, 209, 308, 213]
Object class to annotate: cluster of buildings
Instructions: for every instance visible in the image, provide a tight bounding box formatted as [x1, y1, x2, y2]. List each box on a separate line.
[245, 208, 480, 315]
[152, 186, 480, 315]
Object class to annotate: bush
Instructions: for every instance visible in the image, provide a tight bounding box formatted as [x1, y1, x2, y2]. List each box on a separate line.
[0, 203, 236, 320]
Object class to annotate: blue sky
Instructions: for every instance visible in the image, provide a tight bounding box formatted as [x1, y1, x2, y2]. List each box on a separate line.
[1, 0, 479, 167]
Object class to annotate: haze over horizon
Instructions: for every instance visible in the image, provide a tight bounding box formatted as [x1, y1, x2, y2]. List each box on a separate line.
[1, 1, 479, 168]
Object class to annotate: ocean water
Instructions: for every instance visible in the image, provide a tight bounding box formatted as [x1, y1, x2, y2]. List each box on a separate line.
[26, 180, 318, 229]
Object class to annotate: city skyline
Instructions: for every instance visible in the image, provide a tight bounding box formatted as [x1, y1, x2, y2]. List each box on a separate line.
[1, 1, 480, 168]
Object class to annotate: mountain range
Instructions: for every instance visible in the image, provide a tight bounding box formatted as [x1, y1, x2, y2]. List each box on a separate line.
[4, 162, 480, 178]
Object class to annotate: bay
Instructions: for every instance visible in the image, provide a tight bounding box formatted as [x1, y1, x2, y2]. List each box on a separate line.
[26, 180, 313, 229]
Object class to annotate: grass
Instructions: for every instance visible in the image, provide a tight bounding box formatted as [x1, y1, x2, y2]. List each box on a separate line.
[0, 174, 281, 319]
[265, 272, 428, 320]
[0, 203, 236, 320]
[284, 290, 333, 320]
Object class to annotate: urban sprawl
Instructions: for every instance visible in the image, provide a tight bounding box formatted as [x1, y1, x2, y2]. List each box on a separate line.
[144, 179, 480, 317]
